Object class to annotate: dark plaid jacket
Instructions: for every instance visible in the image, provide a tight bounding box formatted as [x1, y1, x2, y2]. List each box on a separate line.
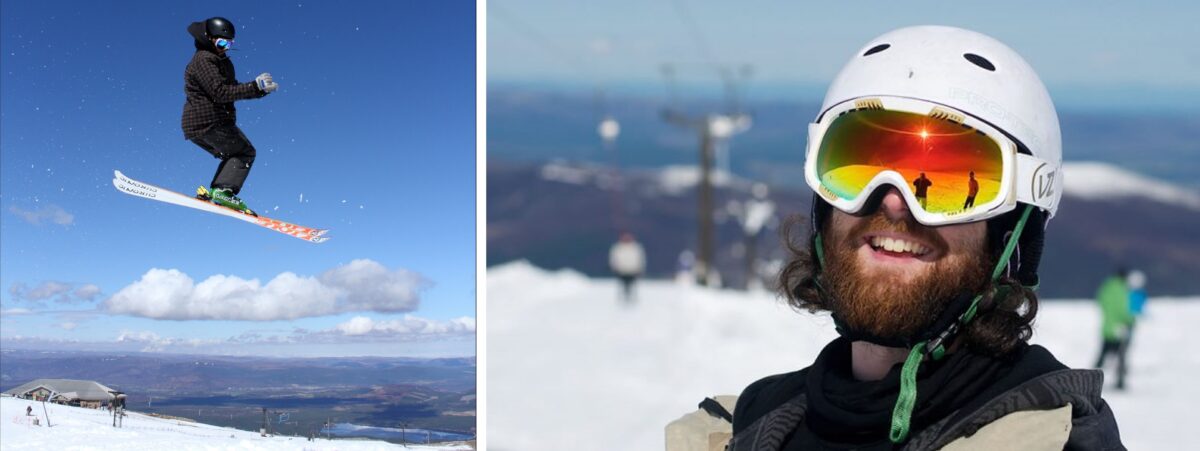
[181, 49, 266, 139]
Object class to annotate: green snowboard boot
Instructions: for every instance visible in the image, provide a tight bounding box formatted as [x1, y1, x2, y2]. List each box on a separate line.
[208, 187, 256, 216]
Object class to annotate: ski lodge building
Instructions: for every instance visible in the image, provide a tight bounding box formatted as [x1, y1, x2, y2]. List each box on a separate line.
[2, 379, 118, 408]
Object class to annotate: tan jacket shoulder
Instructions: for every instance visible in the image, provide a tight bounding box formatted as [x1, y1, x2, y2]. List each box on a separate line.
[940, 404, 1072, 451]
[666, 395, 736, 451]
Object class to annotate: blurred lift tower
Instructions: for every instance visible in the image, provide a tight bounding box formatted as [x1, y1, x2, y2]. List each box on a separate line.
[661, 63, 752, 286]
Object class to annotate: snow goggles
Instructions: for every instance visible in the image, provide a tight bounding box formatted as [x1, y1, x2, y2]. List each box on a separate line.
[215, 38, 233, 49]
[804, 96, 1056, 226]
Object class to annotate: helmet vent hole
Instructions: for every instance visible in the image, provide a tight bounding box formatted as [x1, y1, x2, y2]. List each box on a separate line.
[964, 53, 996, 71]
[862, 44, 890, 57]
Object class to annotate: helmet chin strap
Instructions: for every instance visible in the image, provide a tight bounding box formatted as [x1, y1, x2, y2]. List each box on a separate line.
[811, 204, 1036, 443]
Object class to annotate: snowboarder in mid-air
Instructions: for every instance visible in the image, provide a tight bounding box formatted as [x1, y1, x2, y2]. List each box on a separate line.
[182, 16, 278, 216]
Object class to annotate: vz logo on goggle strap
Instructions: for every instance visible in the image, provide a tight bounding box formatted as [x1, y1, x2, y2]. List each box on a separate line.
[1032, 163, 1055, 203]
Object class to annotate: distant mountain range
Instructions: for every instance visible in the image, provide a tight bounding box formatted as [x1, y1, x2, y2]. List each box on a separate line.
[487, 159, 1200, 297]
[0, 349, 474, 394]
[0, 349, 476, 439]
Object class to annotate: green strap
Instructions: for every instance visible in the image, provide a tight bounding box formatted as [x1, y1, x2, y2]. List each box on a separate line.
[815, 233, 827, 268]
[990, 205, 1034, 281]
[889, 341, 927, 443]
[888, 205, 1037, 444]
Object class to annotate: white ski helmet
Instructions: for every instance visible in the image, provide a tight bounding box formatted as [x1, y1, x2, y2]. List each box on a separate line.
[818, 25, 1063, 218]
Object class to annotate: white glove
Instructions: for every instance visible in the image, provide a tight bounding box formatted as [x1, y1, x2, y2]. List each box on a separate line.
[256, 73, 278, 93]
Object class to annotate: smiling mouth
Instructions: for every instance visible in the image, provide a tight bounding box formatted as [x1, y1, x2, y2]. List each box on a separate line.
[865, 235, 932, 257]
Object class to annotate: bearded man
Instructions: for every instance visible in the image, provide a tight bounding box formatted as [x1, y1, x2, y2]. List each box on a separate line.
[725, 26, 1125, 450]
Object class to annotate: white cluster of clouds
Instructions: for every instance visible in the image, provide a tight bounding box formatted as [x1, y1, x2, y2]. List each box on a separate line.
[8, 204, 74, 226]
[334, 315, 476, 336]
[9, 281, 102, 305]
[105, 314, 476, 351]
[1, 311, 477, 354]
[103, 259, 429, 321]
[115, 330, 217, 352]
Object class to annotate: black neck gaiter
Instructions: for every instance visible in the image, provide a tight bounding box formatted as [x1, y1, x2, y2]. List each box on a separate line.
[803, 337, 1011, 446]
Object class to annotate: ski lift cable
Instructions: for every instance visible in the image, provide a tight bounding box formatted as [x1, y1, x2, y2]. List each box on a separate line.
[668, 0, 717, 67]
[489, 2, 597, 81]
[663, 0, 755, 117]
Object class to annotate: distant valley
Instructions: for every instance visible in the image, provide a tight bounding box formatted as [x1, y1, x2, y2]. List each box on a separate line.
[0, 349, 475, 442]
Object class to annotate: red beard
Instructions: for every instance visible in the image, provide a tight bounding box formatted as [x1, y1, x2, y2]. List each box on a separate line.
[822, 210, 989, 341]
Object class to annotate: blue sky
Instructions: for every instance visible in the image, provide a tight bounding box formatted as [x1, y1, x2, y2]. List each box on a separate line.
[488, 0, 1200, 111]
[0, 1, 476, 357]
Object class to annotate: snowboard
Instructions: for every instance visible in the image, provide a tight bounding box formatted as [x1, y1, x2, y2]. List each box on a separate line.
[112, 170, 329, 243]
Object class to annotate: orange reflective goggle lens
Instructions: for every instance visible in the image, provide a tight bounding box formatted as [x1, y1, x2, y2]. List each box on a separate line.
[815, 109, 1003, 215]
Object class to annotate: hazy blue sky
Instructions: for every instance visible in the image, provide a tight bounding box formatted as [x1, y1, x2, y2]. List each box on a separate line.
[489, 1, 1200, 110]
[0, 1, 476, 356]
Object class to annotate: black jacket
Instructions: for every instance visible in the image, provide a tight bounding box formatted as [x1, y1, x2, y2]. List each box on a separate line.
[181, 22, 265, 139]
[730, 340, 1125, 450]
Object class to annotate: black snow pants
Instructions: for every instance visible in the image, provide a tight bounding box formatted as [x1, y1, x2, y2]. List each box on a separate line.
[190, 123, 256, 194]
[618, 275, 637, 302]
[1095, 336, 1129, 389]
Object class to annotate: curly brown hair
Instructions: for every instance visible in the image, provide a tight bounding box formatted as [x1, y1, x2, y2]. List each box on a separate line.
[776, 210, 1039, 358]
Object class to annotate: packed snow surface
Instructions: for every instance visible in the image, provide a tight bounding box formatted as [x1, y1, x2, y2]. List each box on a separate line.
[488, 261, 1200, 450]
[0, 397, 470, 451]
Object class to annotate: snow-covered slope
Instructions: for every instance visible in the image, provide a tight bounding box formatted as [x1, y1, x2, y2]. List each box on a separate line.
[1062, 161, 1199, 209]
[487, 261, 1200, 450]
[0, 397, 469, 451]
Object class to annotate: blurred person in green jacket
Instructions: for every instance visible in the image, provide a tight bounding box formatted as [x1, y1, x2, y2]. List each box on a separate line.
[1094, 267, 1133, 390]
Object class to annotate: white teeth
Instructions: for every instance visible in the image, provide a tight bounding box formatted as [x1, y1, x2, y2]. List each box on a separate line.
[869, 236, 928, 256]
[885, 238, 900, 252]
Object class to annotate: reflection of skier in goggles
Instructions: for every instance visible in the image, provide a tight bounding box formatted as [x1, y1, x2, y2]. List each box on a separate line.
[963, 171, 979, 209]
[912, 172, 932, 209]
[182, 16, 279, 216]
[718, 26, 1123, 449]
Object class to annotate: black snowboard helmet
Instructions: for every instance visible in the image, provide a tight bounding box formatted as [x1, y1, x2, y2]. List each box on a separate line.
[204, 17, 236, 40]
[188, 17, 236, 52]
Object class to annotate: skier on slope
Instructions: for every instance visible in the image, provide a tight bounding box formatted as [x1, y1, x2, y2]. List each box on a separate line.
[181, 17, 278, 216]
[609, 232, 647, 302]
[667, 26, 1123, 450]
[1095, 267, 1133, 390]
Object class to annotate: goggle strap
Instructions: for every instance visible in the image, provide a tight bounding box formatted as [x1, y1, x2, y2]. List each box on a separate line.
[991, 204, 1034, 281]
[1014, 154, 1058, 214]
[814, 233, 827, 269]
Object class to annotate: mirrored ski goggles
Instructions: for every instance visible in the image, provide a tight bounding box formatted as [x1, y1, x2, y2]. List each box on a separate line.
[804, 96, 1057, 226]
[215, 38, 233, 49]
